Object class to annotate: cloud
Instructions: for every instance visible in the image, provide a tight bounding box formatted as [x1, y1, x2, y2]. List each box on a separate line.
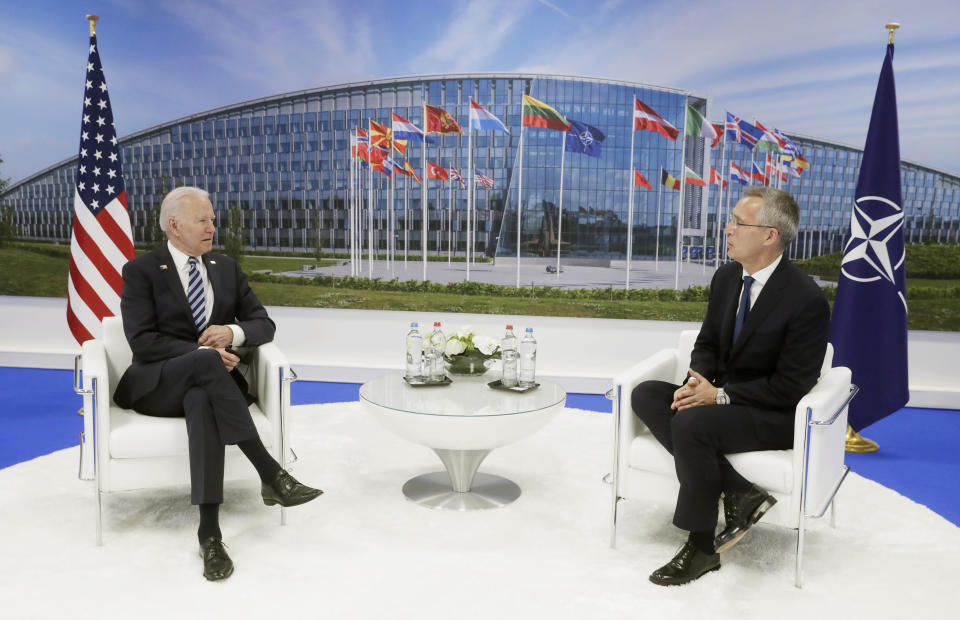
[411, 0, 535, 73]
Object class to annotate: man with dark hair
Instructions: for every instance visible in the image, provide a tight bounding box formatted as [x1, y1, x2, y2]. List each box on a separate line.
[632, 186, 830, 585]
[114, 186, 322, 581]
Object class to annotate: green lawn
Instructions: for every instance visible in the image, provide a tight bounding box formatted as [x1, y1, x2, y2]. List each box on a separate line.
[3, 245, 959, 330]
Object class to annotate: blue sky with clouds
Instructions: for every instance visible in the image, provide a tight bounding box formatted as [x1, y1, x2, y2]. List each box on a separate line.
[1, 0, 958, 184]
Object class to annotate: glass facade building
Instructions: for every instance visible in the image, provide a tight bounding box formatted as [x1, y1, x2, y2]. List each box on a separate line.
[4, 73, 959, 261]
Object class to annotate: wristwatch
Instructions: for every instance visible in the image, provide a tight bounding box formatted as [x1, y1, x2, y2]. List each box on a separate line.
[715, 387, 729, 405]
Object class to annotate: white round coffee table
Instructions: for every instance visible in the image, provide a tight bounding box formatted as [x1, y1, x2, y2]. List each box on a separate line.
[359, 374, 566, 510]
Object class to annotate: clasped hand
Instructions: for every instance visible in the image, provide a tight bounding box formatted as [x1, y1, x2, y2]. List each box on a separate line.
[671, 369, 718, 411]
[199, 325, 234, 348]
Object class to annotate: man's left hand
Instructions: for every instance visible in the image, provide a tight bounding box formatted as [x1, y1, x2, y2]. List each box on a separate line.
[671, 369, 719, 411]
[199, 325, 234, 348]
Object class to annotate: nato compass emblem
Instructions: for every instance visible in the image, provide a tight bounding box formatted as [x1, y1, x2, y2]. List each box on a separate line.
[576, 127, 595, 149]
[840, 194, 907, 310]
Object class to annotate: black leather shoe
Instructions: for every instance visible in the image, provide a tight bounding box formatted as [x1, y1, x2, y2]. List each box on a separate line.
[261, 469, 323, 507]
[649, 541, 720, 586]
[199, 537, 233, 581]
[715, 484, 777, 552]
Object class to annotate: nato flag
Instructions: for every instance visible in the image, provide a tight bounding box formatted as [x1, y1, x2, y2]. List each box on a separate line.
[564, 120, 606, 158]
[829, 43, 908, 432]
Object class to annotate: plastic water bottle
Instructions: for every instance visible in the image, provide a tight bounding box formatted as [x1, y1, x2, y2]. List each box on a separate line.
[501, 324, 518, 353]
[519, 327, 537, 387]
[405, 322, 422, 379]
[427, 321, 446, 381]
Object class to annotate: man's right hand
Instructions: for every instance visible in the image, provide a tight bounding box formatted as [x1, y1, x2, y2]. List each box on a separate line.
[214, 347, 240, 372]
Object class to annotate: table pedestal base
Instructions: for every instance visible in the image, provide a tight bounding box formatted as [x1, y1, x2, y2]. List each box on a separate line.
[402, 472, 521, 510]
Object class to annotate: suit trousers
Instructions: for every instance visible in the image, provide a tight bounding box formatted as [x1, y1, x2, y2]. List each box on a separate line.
[631, 380, 793, 532]
[127, 348, 260, 504]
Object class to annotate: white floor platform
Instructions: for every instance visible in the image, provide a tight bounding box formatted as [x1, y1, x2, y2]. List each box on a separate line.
[1, 402, 958, 618]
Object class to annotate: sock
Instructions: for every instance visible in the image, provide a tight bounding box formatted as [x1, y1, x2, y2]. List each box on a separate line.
[237, 436, 282, 482]
[688, 530, 715, 555]
[198, 503, 222, 543]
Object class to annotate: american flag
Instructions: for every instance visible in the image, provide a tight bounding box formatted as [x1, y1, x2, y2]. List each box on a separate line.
[474, 171, 494, 189]
[67, 32, 134, 344]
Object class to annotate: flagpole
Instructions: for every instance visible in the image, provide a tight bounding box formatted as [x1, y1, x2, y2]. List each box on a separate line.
[656, 168, 662, 270]
[422, 105, 428, 282]
[390, 163, 395, 276]
[675, 116, 688, 290]
[348, 128, 355, 276]
[557, 132, 566, 279]
[625, 98, 638, 289]
[404, 174, 409, 266]
[715, 128, 727, 268]
[367, 120, 374, 278]
[516, 123, 524, 288]
[467, 121, 474, 280]
[447, 172, 452, 265]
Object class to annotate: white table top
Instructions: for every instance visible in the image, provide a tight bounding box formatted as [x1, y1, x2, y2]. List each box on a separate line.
[359, 374, 566, 418]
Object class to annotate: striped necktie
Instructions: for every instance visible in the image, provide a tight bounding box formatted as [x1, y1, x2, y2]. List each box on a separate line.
[187, 257, 208, 334]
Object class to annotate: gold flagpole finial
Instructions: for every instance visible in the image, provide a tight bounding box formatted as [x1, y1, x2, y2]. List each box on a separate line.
[885, 22, 900, 44]
[86, 14, 99, 37]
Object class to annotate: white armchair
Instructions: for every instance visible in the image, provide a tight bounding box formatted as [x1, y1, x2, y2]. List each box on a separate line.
[607, 330, 857, 588]
[74, 316, 297, 544]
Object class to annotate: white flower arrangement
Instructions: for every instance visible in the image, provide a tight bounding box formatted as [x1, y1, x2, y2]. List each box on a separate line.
[443, 326, 501, 363]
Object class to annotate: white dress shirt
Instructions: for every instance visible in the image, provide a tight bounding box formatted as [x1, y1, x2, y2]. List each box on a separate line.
[167, 241, 245, 346]
[739, 252, 783, 312]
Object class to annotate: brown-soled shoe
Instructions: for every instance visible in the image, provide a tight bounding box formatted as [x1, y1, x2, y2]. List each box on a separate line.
[261, 469, 323, 507]
[715, 484, 777, 552]
[649, 541, 721, 586]
[199, 537, 234, 581]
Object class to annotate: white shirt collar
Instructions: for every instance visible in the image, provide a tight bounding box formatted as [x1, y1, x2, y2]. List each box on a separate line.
[167, 240, 199, 274]
[743, 252, 783, 286]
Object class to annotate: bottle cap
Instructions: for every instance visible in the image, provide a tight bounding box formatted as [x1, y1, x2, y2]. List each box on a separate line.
[526, 327, 533, 332]
[506, 325, 513, 330]
[410, 322, 418, 327]
[434, 321, 441, 327]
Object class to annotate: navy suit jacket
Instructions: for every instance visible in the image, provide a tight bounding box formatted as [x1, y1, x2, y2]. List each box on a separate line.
[690, 258, 830, 441]
[114, 245, 275, 408]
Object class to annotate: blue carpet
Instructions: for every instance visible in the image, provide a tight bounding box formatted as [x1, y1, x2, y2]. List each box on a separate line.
[2, 367, 958, 527]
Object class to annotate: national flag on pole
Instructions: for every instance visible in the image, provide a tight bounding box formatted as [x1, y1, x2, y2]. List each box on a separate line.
[730, 162, 750, 185]
[634, 170, 652, 189]
[661, 169, 681, 190]
[709, 165, 728, 188]
[469, 99, 510, 133]
[392, 112, 425, 142]
[425, 104, 463, 134]
[426, 161, 449, 180]
[67, 27, 135, 344]
[686, 105, 719, 144]
[751, 162, 769, 185]
[737, 120, 764, 150]
[369, 145, 389, 167]
[352, 128, 369, 162]
[684, 167, 707, 187]
[522, 94, 570, 131]
[710, 123, 723, 148]
[394, 160, 422, 184]
[634, 97, 679, 140]
[565, 120, 606, 158]
[370, 120, 392, 150]
[830, 40, 908, 432]
[752, 121, 783, 152]
[795, 153, 811, 173]
[449, 167, 465, 189]
[475, 171, 494, 189]
[726, 112, 742, 143]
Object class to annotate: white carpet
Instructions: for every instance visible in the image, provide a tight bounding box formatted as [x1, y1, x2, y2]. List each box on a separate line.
[2, 402, 959, 619]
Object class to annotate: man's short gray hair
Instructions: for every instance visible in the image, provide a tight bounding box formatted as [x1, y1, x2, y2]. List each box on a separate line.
[159, 186, 210, 233]
[743, 186, 799, 247]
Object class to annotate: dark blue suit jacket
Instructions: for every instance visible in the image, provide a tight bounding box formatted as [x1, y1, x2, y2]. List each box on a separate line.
[690, 258, 830, 441]
[114, 245, 275, 408]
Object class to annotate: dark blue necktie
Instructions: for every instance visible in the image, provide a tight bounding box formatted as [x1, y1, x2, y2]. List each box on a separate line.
[187, 257, 208, 334]
[733, 275, 754, 343]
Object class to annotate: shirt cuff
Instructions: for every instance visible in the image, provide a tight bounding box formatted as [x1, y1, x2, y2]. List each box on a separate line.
[228, 324, 246, 347]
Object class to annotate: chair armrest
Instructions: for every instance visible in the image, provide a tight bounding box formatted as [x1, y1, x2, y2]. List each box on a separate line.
[79, 339, 110, 481]
[250, 342, 289, 429]
[611, 348, 680, 481]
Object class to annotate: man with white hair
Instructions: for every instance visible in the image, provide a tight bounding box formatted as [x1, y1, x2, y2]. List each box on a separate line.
[631, 187, 830, 585]
[114, 186, 322, 581]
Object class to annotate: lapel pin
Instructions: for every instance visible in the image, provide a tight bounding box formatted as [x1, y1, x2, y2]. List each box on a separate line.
[209, 260, 216, 265]
[160, 264, 168, 270]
